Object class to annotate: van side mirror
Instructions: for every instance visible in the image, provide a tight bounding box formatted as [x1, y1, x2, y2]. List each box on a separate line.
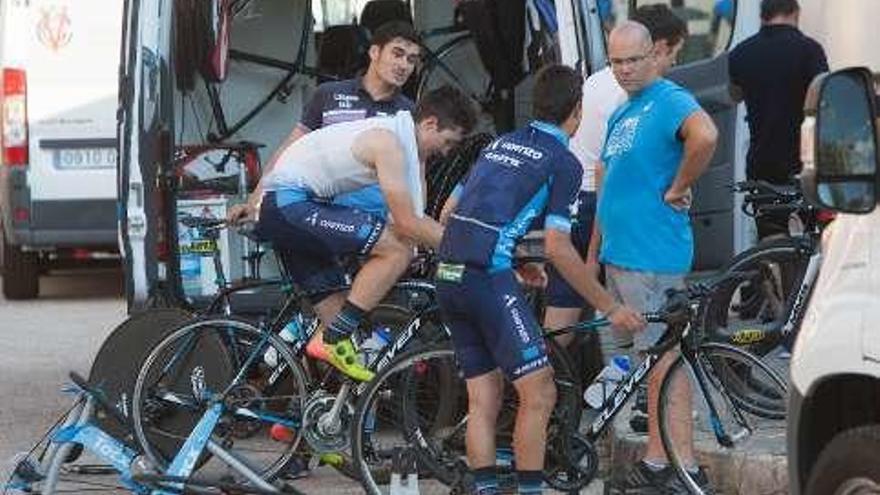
[801, 67, 879, 214]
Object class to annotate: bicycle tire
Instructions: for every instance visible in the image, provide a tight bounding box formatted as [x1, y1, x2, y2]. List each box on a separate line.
[322, 303, 424, 484]
[88, 308, 193, 444]
[131, 317, 310, 483]
[352, 338, 592, 494]
[351, 343, 463, 494]
[416, 33, 494, 131]
[657, 343, 787, 495]
[701, 238, 809, 356]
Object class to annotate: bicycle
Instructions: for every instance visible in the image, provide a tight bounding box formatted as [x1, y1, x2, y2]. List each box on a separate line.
[700, 180, 824, 358]
[350, 285, 788, 494]
[127, 226, 455, 486]
[5, 371, 305, 494]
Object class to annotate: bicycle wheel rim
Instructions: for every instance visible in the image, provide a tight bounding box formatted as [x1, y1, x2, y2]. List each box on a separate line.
[658, 344, 787, 494]
[131, 318, 309, 482]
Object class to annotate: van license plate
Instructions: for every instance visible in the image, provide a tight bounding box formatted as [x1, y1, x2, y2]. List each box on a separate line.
[53, 148, 117, 169]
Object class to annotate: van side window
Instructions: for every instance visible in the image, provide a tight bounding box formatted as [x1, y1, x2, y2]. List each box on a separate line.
[608, 0, 736, 66]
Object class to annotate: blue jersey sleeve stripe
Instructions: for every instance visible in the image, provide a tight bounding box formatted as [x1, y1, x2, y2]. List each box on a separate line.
[449, 182, 465, 201]
[545, 214, 572, 233]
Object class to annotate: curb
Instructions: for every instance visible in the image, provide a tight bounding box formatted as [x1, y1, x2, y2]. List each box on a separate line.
[608, 416, 788, 494]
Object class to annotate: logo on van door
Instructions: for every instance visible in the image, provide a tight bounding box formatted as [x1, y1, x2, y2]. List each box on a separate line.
[37, 6, 72, 52]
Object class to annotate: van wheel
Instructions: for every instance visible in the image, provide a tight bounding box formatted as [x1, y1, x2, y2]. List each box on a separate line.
[806, 425, 880, 495]
[2, 231, 40, 300]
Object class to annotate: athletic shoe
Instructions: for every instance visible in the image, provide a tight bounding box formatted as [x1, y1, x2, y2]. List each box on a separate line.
[324, 338, 375, 382]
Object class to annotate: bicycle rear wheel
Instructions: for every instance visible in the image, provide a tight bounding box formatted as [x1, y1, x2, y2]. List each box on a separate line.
[131, 317, 310, 483]
[658, 343, 787, 495]
[701, 239, 808, 357]
[417, 34, 494, 131]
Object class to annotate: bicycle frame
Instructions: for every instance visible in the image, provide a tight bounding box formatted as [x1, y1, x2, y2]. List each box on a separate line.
[143, 278, 443, 456]
[550, 314, 745, 449]
[780, 248, 821, 337]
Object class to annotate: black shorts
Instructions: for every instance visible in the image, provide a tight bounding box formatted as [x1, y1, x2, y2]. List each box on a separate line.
[437, 264, 550, 381]
[255, 192, 385, 302]
[545, 190, 596, 308]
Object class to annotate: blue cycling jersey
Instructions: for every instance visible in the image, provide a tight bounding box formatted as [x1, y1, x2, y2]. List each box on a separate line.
[438, 121, 581, 271]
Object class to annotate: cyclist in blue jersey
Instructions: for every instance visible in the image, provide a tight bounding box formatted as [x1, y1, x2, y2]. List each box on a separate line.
[436, 65, 644, 495]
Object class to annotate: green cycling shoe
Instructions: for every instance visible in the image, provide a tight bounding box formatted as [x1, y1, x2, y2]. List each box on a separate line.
[324, 338, 375, 382]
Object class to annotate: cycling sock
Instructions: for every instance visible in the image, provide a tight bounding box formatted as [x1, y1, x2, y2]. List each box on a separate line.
[516, 470, 543, 494]
[473, 466, 499, 494]
[324, 301, 366, 344]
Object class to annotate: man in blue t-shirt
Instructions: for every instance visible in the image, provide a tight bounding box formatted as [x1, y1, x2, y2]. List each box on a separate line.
[599, 21, 718, 494]
[437, 65, 643, 495]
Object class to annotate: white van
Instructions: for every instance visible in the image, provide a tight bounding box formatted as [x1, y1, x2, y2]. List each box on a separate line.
[117, 0, 750, 311]
[787, 1, 880, 493]
[0, 0, 123, 299]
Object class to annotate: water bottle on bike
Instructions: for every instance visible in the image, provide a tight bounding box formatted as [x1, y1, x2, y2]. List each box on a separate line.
[263, 313, 306, 367]
[583, 355, 631, 409]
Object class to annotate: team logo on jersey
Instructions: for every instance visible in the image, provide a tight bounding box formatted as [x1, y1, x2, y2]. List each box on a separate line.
[305, 211, 319, 226]
[37, 6, 72, 52]
[605, 116, 640, 157]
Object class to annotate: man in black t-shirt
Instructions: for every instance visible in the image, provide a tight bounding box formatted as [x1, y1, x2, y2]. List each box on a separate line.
[728, 0, 828, 238]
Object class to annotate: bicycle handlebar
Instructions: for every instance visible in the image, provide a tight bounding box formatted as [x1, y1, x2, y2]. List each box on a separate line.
[733, 180, 800, 198]
[732, 180, 813, 219]
[181, 215, 259, 239]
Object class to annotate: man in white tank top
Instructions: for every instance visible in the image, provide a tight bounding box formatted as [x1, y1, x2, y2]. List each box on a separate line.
[231, 86, 477, 381]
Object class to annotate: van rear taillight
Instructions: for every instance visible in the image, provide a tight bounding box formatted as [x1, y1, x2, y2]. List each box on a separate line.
[2, 68, 28, 166]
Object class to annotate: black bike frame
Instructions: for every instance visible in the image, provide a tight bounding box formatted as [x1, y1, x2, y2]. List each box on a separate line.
[547, 316, 735, 448]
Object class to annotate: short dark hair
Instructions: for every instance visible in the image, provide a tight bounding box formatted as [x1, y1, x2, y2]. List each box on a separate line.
[761, 0, 799, 21]
[414, 86, 477, 134]
[533, 65, 583, 125]
[630, 4, 688, 46]
[370, 20, 421, 49]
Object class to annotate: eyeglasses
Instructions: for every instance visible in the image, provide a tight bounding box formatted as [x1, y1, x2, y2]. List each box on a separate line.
[609, 53, 651, 68]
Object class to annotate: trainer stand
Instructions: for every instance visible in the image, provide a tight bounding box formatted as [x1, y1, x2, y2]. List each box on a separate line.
[5, 372, 305, 495]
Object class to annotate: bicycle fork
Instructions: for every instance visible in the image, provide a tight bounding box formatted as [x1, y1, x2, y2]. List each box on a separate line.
[684, 350, 753, 449]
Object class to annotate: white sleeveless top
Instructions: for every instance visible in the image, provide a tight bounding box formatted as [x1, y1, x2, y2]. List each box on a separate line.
[263, 111, 424, 215]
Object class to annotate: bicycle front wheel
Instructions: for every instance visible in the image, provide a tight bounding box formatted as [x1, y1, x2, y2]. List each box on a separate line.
[352, 343, 466, 495]
[131, 317, 310, 483]
[658, 343, 787, 495]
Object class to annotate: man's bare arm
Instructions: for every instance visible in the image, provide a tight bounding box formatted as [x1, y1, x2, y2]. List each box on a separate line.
[353, 129, 444, 248]
[250, 125, 309, 201]
[227, 125, 309, 223]
[438, 192, 459, 225]
[666, 111, 718, 208]
[585, 161, 604, 266]
[545, 229, 643, 331]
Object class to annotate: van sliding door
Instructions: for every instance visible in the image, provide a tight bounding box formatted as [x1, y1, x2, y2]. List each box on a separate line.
[117, 0, 174, 310]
